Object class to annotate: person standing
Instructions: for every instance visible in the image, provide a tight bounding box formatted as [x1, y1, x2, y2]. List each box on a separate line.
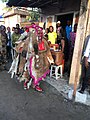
[12, 28, 21, 47]
[16, 24, 23, 34]
[44, 28, 49, 41]
[65, 20, 72, 61]
[70, 23, 77, 53]
[12, 28, 21, 58]
[56, 21, 65, 52]
[11, 27, 15, 34]
[7, 27, 12, 60]
[48, 26, 57, 44]
[0, 25, 8, 70]
[68, 23, 78, 76]
[65, 20, 72, 41]
[79, 37, 90, 94]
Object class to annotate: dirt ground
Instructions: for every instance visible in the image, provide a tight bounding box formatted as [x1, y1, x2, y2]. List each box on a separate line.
[0, 63, 90, 120]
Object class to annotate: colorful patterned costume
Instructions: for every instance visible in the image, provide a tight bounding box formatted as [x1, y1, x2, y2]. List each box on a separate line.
[9, 24, 54, 91]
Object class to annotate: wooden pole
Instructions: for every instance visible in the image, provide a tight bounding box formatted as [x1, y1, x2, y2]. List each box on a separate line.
[69, 0, 90, 96]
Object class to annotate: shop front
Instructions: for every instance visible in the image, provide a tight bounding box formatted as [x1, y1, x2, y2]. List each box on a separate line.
[6, 0, 81, 84]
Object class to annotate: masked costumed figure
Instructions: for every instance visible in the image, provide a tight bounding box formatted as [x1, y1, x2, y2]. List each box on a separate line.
[29, 26, 54, 91]
[9, 24, 54, 92]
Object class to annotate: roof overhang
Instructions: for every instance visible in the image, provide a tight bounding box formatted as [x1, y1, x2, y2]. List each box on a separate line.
[7, 0, 81, 16]
[7, 0, 60, 8]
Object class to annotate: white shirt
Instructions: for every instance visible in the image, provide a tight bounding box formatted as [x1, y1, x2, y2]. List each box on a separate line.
[84, 38, 90, 62]
[18, 31, 27, 41]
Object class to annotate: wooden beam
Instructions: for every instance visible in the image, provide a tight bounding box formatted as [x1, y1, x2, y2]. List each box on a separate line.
[69, 0, 90, 95]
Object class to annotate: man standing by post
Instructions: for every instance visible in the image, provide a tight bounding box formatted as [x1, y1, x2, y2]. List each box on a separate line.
[79, 36, 90, 94]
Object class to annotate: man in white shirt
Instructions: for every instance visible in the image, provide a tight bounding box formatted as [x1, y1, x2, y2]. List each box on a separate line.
[79, 38, 90, 94]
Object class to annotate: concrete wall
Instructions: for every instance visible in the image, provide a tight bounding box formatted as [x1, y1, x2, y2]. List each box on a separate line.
[4, 14, 27, 29]
[4, 15, 20, 28]
[3, 8, 29, 29]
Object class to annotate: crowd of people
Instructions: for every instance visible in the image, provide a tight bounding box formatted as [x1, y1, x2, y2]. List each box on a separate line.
[0, 18, 90, 95]
[5, 23, 54, 92]
[44, 20, 78, 76]
[0, 23, 26, 63]
[0, 21, 78, 92]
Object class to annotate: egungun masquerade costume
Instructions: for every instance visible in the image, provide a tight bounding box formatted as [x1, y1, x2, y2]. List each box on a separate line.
[9, 24, 54, 91]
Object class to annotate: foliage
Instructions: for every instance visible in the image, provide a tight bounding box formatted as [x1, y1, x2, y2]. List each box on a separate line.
[3, 6, 12, 11]
[30, 11, 40, 21]
[26, 10, 40, 22]
[1, 0, 8, 2]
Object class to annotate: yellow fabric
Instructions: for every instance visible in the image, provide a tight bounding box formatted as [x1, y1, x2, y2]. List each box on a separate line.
[48, 32, 57, 44]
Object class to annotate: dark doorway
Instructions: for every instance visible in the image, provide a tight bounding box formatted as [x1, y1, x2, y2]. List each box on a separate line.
[57, 13, 74, 29]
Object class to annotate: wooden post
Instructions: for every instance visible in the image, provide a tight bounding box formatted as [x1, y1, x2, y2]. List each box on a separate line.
[69, 0, 90, 95]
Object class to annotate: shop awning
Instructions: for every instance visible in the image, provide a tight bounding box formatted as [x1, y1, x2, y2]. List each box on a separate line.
[7, 0, 60, 8]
